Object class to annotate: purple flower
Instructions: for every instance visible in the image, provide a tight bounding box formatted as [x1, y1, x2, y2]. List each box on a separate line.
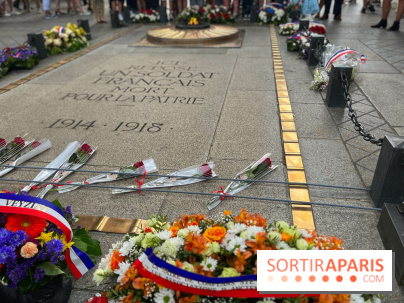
[9, 264, 28, 285]
[45, 239, 63, 263]
[8, 230, 28, 247]
[34, 267, 45, 283]
[0, 227, 10, 243]
[0, 245, 16, 264]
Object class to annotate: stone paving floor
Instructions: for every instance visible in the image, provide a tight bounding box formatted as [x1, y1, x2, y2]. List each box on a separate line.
[0, 2, 403, 303]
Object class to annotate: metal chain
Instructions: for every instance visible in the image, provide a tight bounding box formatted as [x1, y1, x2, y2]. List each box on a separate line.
[314, 39, 323, 61]
[340, 72, 384, 146]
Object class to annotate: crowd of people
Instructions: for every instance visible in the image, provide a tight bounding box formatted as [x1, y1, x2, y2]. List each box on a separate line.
[1, 0, 403, 31]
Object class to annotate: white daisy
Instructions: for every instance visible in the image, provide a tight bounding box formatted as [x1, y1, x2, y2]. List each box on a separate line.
[225, 236, 247, 254]
[119, 237, 136, 256]
[201, 257, 218, 272]
[245, 226, 264, 240]
[228, 223, 247, 235]
[155, 230, 173, 241]
[154, 288, 175, 303]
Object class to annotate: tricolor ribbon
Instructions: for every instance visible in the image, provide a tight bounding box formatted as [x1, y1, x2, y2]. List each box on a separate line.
[211, 185, 233, 201]
[57, 26, 64, 37]
[0, 193, 94, 279]
[134, 248, 319, 298]
[325, 48, 360, 69]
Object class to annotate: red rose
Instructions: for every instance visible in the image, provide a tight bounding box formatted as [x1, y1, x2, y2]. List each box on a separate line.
[12, 137, 25, 146]
[147, 9, 152, 15]
[262, 158, 272, 167]
[140, 9, 144, 13]
[200, 7, 205, 13]
[80, 144, 92, 154]
[0, 138, 6, 146]
[200, 163, 212, 177]
[31, 141, 41, 149]
[210, 13, 215, 19]
[225, 13, 229, 19]
[134, 161, 144, 168]
[218, 12, 223, 18]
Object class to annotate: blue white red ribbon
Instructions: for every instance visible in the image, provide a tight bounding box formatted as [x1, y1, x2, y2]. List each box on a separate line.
[0, 193, 94, 279]
[133, 248, 319, 298]
[325, 48, 360, 69]
[57, 26, 65, 37]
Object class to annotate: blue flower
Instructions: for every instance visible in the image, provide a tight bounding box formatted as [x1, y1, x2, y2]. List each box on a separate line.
[7, 230, 28, 247]
[34, 267, 45, 283]
[0, 228, 10, 244]
[9, 265, 27, 285]
[45, 239, 63, 263]
[0, 245, 16, 264]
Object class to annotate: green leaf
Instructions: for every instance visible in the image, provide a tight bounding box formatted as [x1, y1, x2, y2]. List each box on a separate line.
[50, 199, 64, 214]
[73, 240, 88, 252]
[86, 238, 102, 256]
[88, 254, 96, 264]
[39, 262, 65, 276]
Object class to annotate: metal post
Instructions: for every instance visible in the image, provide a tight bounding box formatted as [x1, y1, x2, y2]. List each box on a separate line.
[110, 10, 120, 28]
[377, 203, 404, 285]
[307, 35, 324, 66]
[159, 5, 168, 23]
[250, 4, 258, 23]
[370, 135, 404, 208]
[291, 9, 300, 22]
[324, 65, 352, 108]
[27, 33, 47, 60]
[123, 6, 131, 24]
[299, 20, 309, 31]
[77, 19, 91, 40]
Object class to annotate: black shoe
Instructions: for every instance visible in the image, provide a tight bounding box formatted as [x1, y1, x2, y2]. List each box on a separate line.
[368, 4, 375, 12]
[387, 21, 400, 31]
[361, 8, 366, 13]
[371, 19, 387, 28]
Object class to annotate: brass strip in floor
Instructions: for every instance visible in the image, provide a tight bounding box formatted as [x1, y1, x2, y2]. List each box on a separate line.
[270, 25, 315, 231]
[0, 25, 141, 94]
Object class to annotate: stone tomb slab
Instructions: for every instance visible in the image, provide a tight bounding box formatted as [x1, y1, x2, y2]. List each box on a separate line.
[0, 53, 237, 170]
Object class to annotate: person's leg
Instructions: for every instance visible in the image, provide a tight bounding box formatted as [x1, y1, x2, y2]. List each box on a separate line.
[90, 0, 98, 19]
[321, 0, 331, 18]
[371, 0, 391, 27]
[233, 0, 239, 16]
[388, 0, 404, 30]
[333, 0, 342, 18]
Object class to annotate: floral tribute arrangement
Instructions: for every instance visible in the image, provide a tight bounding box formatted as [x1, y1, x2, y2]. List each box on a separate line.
[286, 1, 302, 18]
[257, 5, 287, 26]
[44, 23, 89, 55]
[279, 22, 326, 36]
[177, 5, 234, 24]
[286, 31, 310, 52]
[131, 9, 160, 23]
[0, 45, 39, 78]
[0, 192, 101, 294]
[88, 209, 382, 303]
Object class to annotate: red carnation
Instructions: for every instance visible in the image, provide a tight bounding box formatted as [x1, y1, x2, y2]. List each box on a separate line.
[218, 12, 223, 18]
[225, 13, 230, 19]
[134, 161, 144, 168]
[80, 144, 92, 154]
[210, 13, 215, 19]
[0, 138, 6, 146]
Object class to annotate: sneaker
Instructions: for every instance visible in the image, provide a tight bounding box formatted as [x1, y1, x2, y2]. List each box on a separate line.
[3, 12, 11, 17]
[45, 13, 58, 19]
[10, 10, 22, 15]
[79, 11, 91, 16]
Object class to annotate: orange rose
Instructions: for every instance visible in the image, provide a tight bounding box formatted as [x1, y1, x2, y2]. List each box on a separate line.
[203, 226, 226, 243]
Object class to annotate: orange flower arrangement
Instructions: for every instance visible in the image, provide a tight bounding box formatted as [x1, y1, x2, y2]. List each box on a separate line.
[203, 226, 226, 243]
[169, 225, 179, 237]
[5, 214, 46, 238]
[110, 250, 125, 271]
[246, 231, 270, 254]
[234, 208, 267, 227]
[233, 249, 252, 273]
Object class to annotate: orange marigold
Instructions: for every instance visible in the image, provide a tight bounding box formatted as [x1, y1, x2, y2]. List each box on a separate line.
[185, 232, 207, 254]
[110, 250, 125, 271]
[203, 226, 226, 243]
[5, 214, 46, 238]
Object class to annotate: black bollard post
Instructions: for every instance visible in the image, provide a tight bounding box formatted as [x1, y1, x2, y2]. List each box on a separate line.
[77, 19, 91, 40]
[27, 33, 47, 60]
[250, 4, 258, 23]
[378, 203, 404, 285]
[123, 6, 131, 24]
[299, 20, 309, 31]
[307, 35, 324, 66]
[159, 5, 167, 23]
[324, 65, 352, 108]
[291, 9, 300, 22]
[370, 135, 404, 208]
[110, 10, 120, 28]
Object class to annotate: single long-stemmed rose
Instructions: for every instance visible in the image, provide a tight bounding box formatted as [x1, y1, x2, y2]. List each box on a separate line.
[0, 138, 7, 150]
[57, 159, 158, 194]
[36, 143, 96, 199]
[207, 153, 278, 210]
[0, 136, 35, 164]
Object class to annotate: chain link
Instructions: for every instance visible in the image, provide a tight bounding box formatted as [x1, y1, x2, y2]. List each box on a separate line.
[341, 72, 384, 146]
